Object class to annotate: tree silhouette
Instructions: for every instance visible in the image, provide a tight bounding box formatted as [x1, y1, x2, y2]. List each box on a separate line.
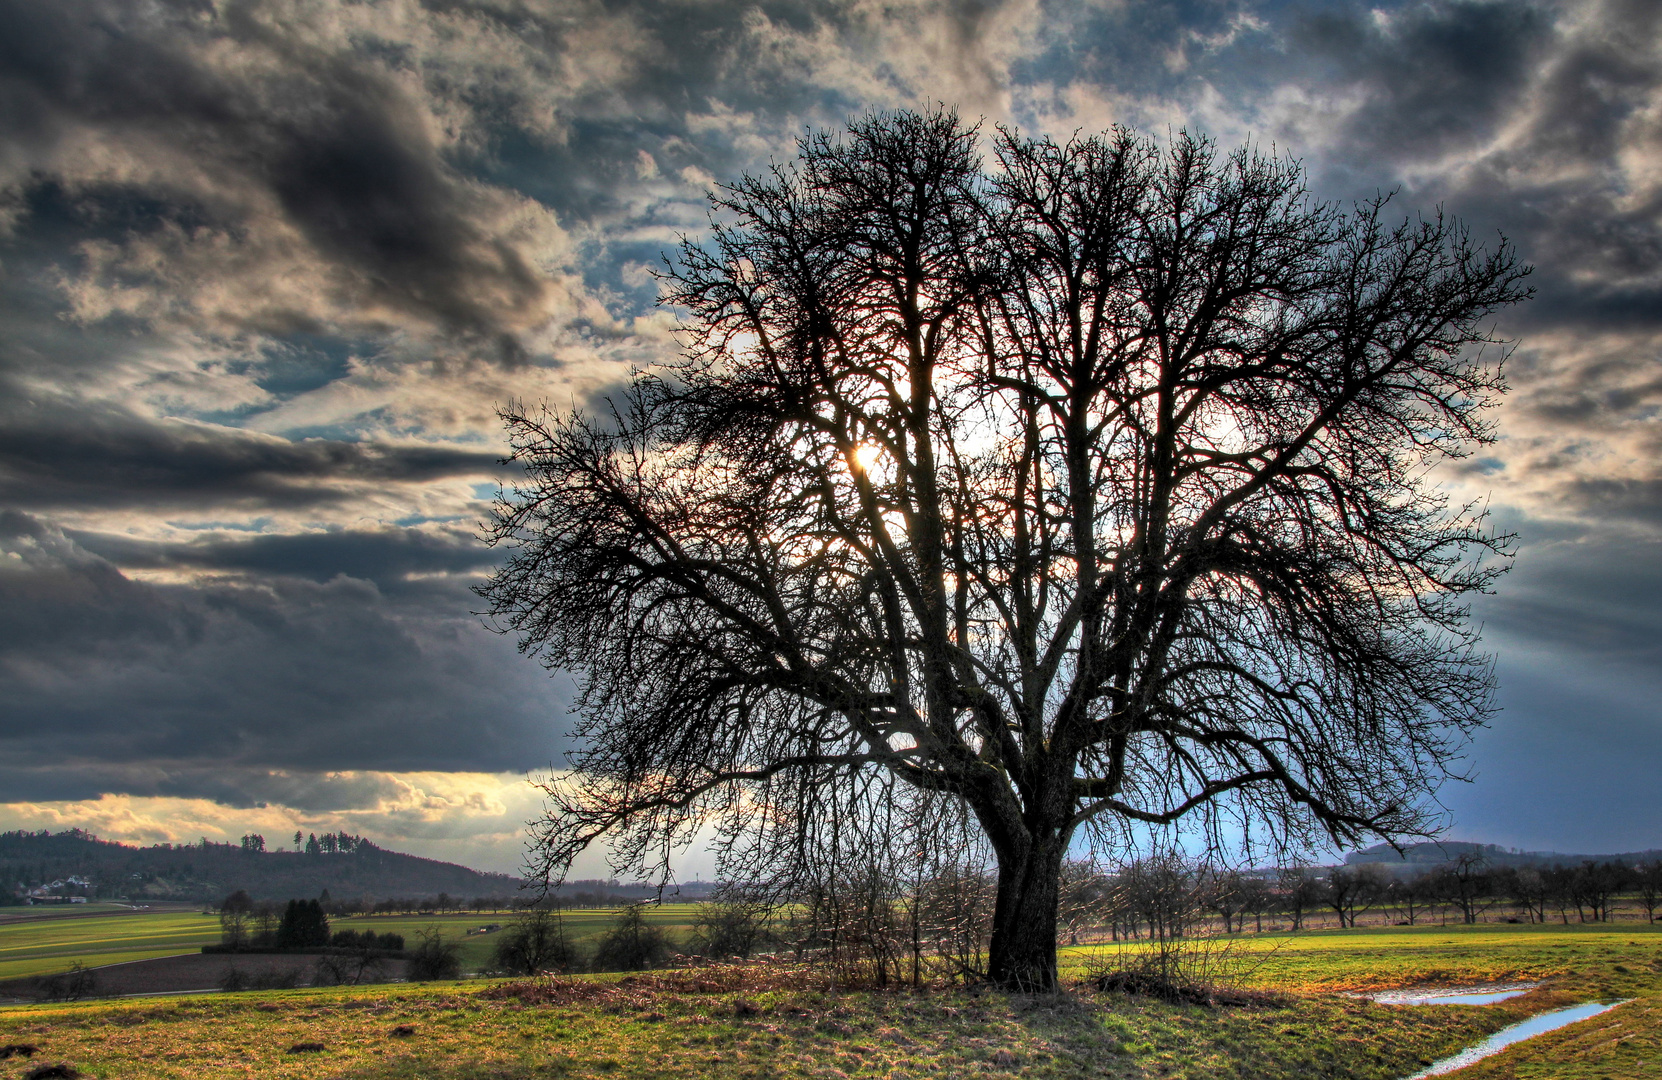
[479, 109, 1531, 989]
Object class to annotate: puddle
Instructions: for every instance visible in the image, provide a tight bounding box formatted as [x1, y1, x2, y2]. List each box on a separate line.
[1403, 999, 1629, 1078]
[1367, 983, 1540, 1006]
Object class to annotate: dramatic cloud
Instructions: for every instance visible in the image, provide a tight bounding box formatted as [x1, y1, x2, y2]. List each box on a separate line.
[0, 775, 572, 876]
[0, 513, 572, 780]
[0, 0, 1658, 864]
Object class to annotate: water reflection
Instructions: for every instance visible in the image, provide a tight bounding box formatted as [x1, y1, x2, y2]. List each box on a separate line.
[1369, 984, 1537, 1006]
[1404, 1000, 1628, 1078]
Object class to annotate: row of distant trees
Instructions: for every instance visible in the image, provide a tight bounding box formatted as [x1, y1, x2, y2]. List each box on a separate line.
[235, 831, 374, 855]
[209, 851, 1662, 988]
[1069, 854, 1662, 940]
[549, 852, 1662, 987]
[217, 893, 404, 952]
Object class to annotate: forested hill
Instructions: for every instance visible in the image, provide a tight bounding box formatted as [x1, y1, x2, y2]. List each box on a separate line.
[1345, 840, 1662, 870]
[1, 829, 528, 904]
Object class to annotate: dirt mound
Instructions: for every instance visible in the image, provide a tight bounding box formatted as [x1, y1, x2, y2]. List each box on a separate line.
[23, 1064, 81, 1080]
[1091, 969, 1273, 1007]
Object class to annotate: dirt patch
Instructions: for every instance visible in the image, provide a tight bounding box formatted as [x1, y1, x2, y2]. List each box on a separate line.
[23, 1065, 81, 1080]
[1, 1044, 41, 1059]
[1092, 969, 1281, 1007]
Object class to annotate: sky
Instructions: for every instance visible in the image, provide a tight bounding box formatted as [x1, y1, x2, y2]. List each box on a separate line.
[0, 0, 1659, 877]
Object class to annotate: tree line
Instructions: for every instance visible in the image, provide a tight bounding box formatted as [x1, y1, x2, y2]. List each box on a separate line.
[215, 893, 405, 953]
[486, 852, 1662, 988]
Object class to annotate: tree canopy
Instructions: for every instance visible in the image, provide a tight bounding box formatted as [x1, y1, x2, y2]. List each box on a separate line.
[479, 109, 1531, 988]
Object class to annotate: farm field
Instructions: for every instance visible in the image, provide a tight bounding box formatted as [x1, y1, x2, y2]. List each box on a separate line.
[0, 922, 1658, 1079]
[0, 904, 153, 923]
[333, 905, 704, 972]
[1063, 920, 1662, 998]
[0, 904, 703, 985]
[0, 909, 221, 982]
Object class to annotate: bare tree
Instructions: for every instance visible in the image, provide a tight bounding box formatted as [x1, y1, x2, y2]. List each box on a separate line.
[1637, 860, 1662, 924]
[1058, 859, 1113, 945]
[1276, 867, 1324, 931]
[492, 907, 580, 974]
[218, 890, 253, 950]
[1206, 868, 1248, 934]
[1428, 852, 1495, 924]
[1496, 865, 1547, 924]
[1391, 871, 1432, 925]
[1323, 863, 1387, 928]
[479, 109, 1530, 989]
[1236, 875, 1274, 933]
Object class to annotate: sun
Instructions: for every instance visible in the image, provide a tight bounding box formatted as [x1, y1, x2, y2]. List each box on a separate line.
[851, 443, 884, 472]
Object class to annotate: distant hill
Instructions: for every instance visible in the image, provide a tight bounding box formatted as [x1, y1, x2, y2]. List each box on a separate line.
[0, 828, 529, 904]
[1345, 840, 1662, 873]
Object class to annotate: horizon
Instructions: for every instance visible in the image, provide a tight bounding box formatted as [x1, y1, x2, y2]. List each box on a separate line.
[2, 0, 1661, 877]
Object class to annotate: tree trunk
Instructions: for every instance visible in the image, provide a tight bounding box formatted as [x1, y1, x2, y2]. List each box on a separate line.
[986, 833, 1067, 991]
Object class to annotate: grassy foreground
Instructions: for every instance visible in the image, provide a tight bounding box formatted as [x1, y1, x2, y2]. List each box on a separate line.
[1, 922, 1659, 1079]
[0, 968, 1508, 1080]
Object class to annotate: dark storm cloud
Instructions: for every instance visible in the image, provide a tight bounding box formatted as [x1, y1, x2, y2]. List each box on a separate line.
[0, 397, 502, 512]
[0, 0, 1658, 859]
[0, 761, 430, 812]
[1292, 1, 1554, 165]
[0, 513, 570, 782]
[69, 523, 498, 588]
[0, 0, 562, 343]
[1285, 0, 1662, 329]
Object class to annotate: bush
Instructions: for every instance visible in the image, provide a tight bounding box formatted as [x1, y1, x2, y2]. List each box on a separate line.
[491, 908, 579, 975]
[313, 950, 389, 986]
[405, 926, 462, 981]
[688, 896, 774, 960]
[32, 962, 96, 1002]
[219, 966, 302, 992]
[330, 929, 404, 951]
[591, 904, 672, 972]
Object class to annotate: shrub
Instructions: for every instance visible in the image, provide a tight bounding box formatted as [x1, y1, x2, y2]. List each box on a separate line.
[688, 895, 774, 960]
[330, 928, 404, 951]
[591, 904, 672, 972]
[491, 908, 579, 975]
[406, 926, 462, 981]
[32, 963, 96, 1002]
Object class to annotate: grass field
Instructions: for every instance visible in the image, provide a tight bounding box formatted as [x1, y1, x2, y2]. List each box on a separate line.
[0, 964, 1513, 1080]
[334, 905, 702, 971]
[1, 921, 1660, 1079]
[0, 904, 704, 983]
[0, 904, 149, 922]
[1064, 921, 1662, 999]
[0, 910, 222, 982]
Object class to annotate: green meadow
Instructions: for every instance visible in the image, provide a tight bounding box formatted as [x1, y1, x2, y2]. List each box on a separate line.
[336, 904, 703, 971]
[0, 904, 704, 982]
[0, 910, 221, 982]
[2, 920, 1660, 1078]
[1063, 920, 1662, 999]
